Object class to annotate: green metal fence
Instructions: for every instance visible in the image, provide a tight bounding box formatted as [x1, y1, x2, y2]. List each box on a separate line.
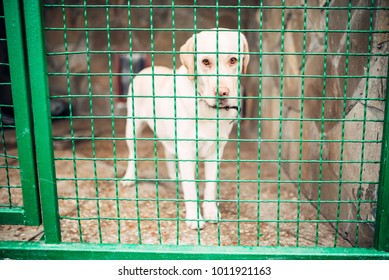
[1, 0, 389, 259]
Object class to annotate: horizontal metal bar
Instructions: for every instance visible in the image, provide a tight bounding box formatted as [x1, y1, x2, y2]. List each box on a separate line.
[53, 156, 381, 165]
[41, 4, 389, 10]
[46, 72, 387, 79]
[55, 177, 379, 185]
[0, 185, 22, 189]
[57, 196, 375, 204]
[0, 208, 25, 225]
[2, 242, 388, 260]
[0, 154, 19, 160]
[0, 125, 15, 129]
[52, 135, 383, 143]
[50, 94, 386, 102]
[45, 50, 389, 57]
[50, 116, 384, 124]
[0, 166, 20, 170]
[59, 215, 374, 224]
[43, 26, 389, 33]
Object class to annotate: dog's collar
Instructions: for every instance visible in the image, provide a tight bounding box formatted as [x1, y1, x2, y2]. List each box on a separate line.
[203, 101, 241, 124]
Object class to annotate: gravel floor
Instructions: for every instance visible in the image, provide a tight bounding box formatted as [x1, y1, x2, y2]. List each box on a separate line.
[0, 119, 351, 247]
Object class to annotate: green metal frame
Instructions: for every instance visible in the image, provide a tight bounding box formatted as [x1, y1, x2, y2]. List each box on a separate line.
[0, 242, 389, 260]
[1, 0, 389, 260]
[0, 0, 40, 226]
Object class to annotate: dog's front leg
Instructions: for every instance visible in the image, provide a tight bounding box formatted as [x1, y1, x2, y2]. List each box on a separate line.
[203, 146, 224, 223]
[179, 159, 205, 230]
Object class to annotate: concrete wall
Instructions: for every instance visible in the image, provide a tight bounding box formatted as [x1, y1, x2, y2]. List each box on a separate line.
[43, 0, 388, 246]
[243, 0, 388, 247]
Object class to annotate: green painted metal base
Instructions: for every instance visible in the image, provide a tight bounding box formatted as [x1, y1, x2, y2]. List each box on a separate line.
[0, 209, 25, 225]
[1, 242, 389, 260]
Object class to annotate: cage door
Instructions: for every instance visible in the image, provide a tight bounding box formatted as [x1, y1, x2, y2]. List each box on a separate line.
[0, 0, 41, 226]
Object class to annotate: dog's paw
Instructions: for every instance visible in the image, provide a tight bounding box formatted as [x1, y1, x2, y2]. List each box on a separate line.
[186, 219, 205, 230]
[120, 179, 136, 188]
[202, 202, 220, 223]
[185, 211, 205, 230]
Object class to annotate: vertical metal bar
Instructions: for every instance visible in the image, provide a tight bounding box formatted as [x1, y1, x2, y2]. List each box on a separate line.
[374, 61, 389, 252]
[334, 0, 352, 247]
[316, 1, 330, 246]
[355, 0, 374, 247]
[148, 1, 162, 244]
[60, 0, 82, 242]
[0, 26, 19, 222]
[296, 0, 308, 247]
[3, 0, 41, 225]
[82, 0, 102, 243]
[236, 0, 242, 247]
[276, 0, 286, 246]
[215, 0, 221, 246]
[171, 0, 180, 245]
[193, 0, 201, 244]
[1, 1, 16, 210]
[104, 0, 121, 244]
[256, 0, 264, 247]
[127, 0, 142, 244]
[23, 0, 61, 243]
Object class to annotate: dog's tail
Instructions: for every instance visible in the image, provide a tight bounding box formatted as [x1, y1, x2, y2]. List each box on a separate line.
[115, 54, 151, 103]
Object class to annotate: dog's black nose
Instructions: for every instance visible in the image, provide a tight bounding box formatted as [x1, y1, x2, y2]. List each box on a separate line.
[214, 87, 230, 97]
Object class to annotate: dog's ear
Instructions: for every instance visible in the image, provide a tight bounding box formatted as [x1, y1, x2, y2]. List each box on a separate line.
[241, 33, 250, 74]
[180, 35, 195, 80]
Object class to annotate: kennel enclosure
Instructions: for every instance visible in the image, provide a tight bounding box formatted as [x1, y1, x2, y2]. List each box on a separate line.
[1, 0, 389, 259]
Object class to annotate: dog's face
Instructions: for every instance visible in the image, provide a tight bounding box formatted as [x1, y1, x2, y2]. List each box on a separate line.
[180, 29, 250, 109]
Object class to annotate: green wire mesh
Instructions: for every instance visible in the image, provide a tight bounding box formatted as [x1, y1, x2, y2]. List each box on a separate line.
[40, 1, 388, 248]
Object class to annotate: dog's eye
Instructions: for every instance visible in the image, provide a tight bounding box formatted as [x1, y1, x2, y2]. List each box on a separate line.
[229, 57, 237, 65]
[202, 59, 211, 66]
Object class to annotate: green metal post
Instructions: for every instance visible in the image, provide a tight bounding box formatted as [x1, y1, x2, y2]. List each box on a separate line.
[374, 62, 389, 252]
[3, 0, 40, 225]
[23, 0, 61, 243]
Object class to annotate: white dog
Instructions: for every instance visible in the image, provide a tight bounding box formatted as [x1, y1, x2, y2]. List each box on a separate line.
[123, 29, 249, 229]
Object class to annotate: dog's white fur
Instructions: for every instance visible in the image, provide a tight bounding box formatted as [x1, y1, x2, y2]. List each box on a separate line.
[123, 29, 249, 229]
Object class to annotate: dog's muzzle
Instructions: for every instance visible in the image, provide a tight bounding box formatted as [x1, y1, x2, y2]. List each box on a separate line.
[197, 92, 240, 122]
